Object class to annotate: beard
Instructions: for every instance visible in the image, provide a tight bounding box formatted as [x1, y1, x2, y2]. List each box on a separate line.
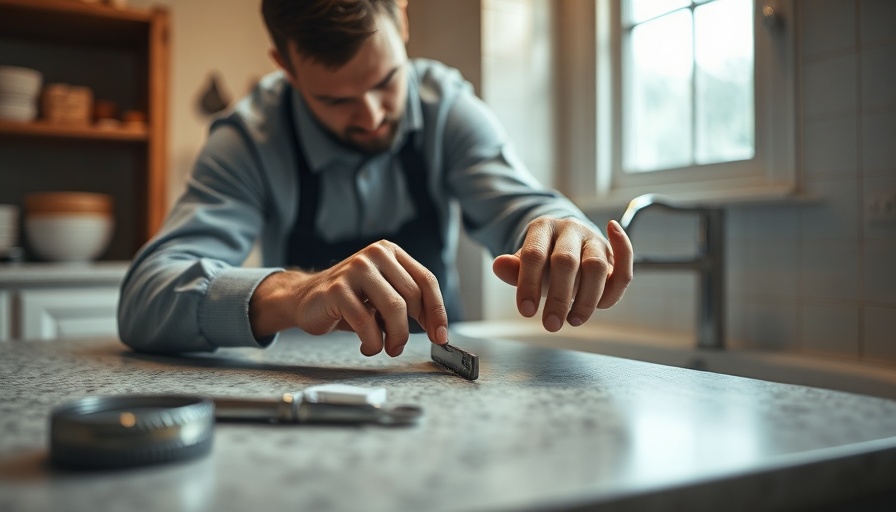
[341, 118, 401, 155]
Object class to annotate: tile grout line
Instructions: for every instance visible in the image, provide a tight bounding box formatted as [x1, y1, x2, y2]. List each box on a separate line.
[855, 0, 866, 360]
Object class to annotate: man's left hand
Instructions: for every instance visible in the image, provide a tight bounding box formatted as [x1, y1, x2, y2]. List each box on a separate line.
[492, 218, 633, 331]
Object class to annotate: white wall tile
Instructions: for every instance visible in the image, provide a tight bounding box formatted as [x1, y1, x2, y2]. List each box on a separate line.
[745, 241, 800, 298]
[665, 275, 699, 335]
[862, 171, 896, 241]
[625, 288, 669, 331]
[802, 115, 858, 177]
[745, 299, 800, 350]
[860, 0, 896, 45]
[800, 241, 860, 301]
[746, 206, 802, 241]
[861, 43, 896, 108]
[725, 208, 750, 242]
[863, 305, 896, 362]
[725, 297, 750, 348]
[801, 0, 856, 59]
[594, 293, 637, 326]
[801, 176, 860, 241]
[862, 110, 896, 173]
[802, 54, 858, 117]
[862, 241, 896, 304]
[800, 302, 860, 356]
[726, 235, 750, 296]
[628, 272, 671, 292]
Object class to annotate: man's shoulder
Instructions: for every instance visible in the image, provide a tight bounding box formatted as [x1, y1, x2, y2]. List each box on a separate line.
[410, 58, 473, 105]
[210, 70, 291, 140]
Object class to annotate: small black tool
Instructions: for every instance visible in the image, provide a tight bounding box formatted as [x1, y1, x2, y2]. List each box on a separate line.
[431, 343, 479, 380]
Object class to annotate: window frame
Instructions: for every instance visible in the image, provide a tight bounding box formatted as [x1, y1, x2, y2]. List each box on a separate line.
[562, 0, 798, 209]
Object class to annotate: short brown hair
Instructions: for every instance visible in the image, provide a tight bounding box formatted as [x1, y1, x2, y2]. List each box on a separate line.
[261, 0, 400, 69]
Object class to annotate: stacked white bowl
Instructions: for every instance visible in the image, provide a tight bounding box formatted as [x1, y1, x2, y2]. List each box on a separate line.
[0, 204, 19, 258]
[24, 192, 115, 263]
[0, 66, 43, 122]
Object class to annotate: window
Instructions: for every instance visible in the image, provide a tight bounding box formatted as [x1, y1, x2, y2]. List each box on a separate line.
[624, 0, 755, 173]
[562, 0, 797, 207]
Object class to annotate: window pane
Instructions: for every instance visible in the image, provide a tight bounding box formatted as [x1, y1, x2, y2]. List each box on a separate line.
[627, 0, 690, 24]
[624, 11, 693, 173]
[694, 0, 755, 164]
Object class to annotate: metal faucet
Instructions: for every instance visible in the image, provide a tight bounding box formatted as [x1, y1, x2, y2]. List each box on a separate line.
[620, 194, 725, 350]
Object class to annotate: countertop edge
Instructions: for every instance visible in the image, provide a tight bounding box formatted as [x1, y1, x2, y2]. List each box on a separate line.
[0, 261, 129, 286]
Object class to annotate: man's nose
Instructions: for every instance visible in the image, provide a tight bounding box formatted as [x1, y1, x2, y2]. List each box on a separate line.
[355, 92, 385, 131]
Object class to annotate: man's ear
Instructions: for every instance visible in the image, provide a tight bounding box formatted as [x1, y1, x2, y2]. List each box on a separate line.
[398, 0, 409, 43]
[270, 48, 300, 88]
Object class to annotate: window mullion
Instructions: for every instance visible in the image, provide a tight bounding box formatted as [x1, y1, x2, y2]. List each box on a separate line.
[690, 2, 697, 167]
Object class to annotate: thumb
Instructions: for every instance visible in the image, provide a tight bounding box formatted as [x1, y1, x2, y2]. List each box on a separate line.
[606, 219, 633, 277]
[492, 253, 521, 286]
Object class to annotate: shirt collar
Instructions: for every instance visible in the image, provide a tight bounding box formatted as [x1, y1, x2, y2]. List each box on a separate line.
[291, 61, 423, 173]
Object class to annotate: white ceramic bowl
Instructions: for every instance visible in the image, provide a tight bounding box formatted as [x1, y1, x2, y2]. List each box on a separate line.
[0, 204, 19, 256]
[0, 102, 37, 122]
[0, 91, 37, 104]
[0, 66, 43, 97]
[26, 214, 114, 262]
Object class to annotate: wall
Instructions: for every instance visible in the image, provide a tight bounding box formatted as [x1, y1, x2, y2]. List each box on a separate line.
[128, 0, 276, 207]
[405, 0, 487, 320]
[586, 0, 896, 366]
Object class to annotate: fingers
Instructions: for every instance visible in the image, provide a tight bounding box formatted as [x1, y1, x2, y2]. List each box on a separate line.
[597, 220, 633, 309]
[503, 217, 634, 332]
[338, 241, 449, 357]
[327, 283, 385, 356]
[515, 220, 552, 319]
[393, 249, 449, 345]
[541, 227, 583, 332]
[565, 238, 609, 326]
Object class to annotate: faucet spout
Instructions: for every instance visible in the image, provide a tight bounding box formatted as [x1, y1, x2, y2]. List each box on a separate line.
[620, 194, 725, 350]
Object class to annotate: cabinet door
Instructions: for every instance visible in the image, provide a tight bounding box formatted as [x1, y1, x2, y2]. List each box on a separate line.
[20, 288, 119, 340]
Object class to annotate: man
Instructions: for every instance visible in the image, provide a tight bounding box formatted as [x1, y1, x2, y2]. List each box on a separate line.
[117, 0, 633, 357]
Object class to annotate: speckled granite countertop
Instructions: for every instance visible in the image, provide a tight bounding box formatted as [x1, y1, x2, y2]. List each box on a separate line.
[2, 328, 896, 512]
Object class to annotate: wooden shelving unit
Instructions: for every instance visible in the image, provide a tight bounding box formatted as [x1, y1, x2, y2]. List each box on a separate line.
[0, 0, 169, 260]
[0, 119, 148, 142]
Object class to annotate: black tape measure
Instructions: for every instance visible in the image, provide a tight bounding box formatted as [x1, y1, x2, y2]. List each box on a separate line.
[50, 395, 215, 470]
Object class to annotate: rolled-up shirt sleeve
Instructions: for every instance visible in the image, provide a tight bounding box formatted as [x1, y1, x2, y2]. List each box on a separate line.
[118, 123, 283, 353]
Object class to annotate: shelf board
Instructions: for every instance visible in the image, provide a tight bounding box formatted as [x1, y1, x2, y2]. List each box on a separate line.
[0, 120, 147, 142]
[0, 0, 158, 45]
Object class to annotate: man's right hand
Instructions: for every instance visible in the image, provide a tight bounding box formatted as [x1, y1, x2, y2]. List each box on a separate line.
[248, 240, 449, 357]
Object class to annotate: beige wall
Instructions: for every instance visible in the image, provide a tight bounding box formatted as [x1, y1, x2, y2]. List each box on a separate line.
[406, 0, 558, 321]
[129, 0, 276, 207]
[406, 0, 489, 320]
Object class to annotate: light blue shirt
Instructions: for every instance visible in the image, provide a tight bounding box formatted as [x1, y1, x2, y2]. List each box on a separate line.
[118, 59, 595, 353]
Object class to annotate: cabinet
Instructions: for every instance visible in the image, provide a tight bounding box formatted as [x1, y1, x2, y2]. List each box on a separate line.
[0, 0, 169, 260]
[0, 262, 126, 340]
[20, 287, 119, 340]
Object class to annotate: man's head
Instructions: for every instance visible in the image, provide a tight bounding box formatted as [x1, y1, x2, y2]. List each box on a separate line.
[262, 0, 410, 154]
